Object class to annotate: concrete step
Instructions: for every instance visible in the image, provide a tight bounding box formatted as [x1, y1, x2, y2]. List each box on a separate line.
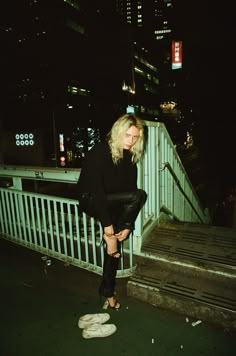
[127, 222, 236, 331]
[140, 222, 236, 276]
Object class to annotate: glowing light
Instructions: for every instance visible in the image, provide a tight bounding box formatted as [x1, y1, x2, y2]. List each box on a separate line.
[15, 133, 35, 147]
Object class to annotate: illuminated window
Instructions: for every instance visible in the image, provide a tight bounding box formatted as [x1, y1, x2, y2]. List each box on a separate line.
[134, 66, 144, 76]
[67, 85, 90, 96]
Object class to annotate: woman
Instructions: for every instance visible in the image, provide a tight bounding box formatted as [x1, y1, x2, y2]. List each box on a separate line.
[77, 114, 147, 309]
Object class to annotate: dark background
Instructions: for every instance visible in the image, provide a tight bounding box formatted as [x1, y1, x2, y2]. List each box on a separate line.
[179, 1, 236, 192]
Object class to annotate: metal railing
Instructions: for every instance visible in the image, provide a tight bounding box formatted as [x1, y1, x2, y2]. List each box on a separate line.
[0, 121, 210, 277]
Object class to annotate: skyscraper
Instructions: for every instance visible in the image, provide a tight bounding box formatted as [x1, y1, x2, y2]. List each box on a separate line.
[114, 0, 175, 43]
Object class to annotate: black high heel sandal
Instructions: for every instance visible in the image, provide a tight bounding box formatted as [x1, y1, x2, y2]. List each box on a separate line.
[107, 298, 121, 310]
[100, 296, 121, 310]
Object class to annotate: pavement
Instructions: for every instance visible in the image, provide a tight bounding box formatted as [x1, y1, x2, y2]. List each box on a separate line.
[0, 237, 235, 356]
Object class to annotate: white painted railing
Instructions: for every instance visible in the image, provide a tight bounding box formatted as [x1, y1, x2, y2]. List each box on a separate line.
[0, 121, 210, 277]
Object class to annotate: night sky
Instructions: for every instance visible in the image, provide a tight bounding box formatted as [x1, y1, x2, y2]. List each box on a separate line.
[178, 1, 236, 193]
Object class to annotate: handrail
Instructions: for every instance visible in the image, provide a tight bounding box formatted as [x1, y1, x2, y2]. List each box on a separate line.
[160, 162, 205, 224]
[0, 165, 80, 184]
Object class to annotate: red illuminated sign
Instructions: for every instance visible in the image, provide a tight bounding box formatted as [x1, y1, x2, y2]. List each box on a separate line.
[172, 41, 182, 70]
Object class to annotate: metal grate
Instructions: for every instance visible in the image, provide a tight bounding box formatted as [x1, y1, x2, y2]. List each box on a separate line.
[129, 274, 236, 312]
[142, 227, 236, 268]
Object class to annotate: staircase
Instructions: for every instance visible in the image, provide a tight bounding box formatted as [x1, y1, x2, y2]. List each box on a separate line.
[127, 221, 236, 330]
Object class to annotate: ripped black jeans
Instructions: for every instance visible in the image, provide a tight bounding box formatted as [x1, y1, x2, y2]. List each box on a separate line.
[79, 189, 147, 298]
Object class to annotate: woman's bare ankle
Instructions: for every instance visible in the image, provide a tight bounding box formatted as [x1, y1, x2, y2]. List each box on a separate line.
[103, 234, 120, 258]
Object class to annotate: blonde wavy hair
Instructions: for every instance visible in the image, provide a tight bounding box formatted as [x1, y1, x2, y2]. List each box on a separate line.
[107, 114, 145, 164]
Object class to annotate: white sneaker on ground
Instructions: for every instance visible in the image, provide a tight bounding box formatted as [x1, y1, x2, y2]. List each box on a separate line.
[78, 313, 110, 329]
[82, 323, 117, 339]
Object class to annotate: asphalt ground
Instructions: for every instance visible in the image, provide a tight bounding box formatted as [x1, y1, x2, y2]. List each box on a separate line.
[0, 237, 235, 356]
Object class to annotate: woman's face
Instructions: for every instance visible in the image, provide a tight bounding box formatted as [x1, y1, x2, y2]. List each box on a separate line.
[123, 125, 140, 150]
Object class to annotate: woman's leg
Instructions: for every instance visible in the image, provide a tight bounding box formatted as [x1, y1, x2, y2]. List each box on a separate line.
[79, 194, 121, 301]
[107, 189, 147, 233]
[103, 233, 120, 257]
[79, 193, 120, 257]
[99, 250, 120, 297]
[99, 189, 147, 301]
[79, 190, 147, 303]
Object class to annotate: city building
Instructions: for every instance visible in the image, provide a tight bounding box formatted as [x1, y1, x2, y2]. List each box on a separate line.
[0, 0, 161, 167]
[108, 1, 188, 136]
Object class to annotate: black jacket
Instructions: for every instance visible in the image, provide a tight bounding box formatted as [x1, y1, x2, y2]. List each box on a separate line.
[77, 140, 137, 226]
